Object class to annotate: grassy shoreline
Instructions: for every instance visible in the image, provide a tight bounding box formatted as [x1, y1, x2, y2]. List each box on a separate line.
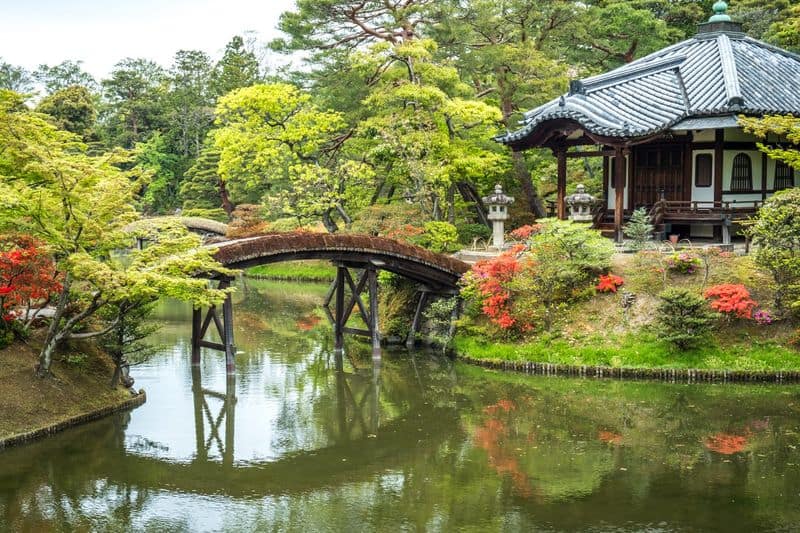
[0, 338, 143, 447]
[454, 327, 800, 374]
[246, 260, 335, 282]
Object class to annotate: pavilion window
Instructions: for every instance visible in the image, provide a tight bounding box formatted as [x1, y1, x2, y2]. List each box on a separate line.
[695, 154, 712, 187]
[730, 153, 753, 192]
[775, 161, 795, 190]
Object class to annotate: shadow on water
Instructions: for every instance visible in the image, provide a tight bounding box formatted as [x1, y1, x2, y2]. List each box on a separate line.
[1, 278, 800, 531]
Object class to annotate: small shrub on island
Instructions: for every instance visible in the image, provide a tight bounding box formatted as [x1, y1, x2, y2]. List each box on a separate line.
[656, 288, 714, 350]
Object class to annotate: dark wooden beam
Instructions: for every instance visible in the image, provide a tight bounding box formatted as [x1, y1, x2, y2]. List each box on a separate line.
[565, 150, 615, 158]
[556, 148, 567, 220]
[614, 146, 626, 242]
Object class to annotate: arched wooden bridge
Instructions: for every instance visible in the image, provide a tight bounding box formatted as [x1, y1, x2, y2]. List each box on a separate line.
[193, 233, 470, 372]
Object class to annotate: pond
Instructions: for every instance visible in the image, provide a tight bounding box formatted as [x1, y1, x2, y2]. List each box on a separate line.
[1, 279, 800, 531]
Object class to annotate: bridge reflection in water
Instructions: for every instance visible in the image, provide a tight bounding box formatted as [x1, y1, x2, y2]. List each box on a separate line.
[189, 350, 385, 468]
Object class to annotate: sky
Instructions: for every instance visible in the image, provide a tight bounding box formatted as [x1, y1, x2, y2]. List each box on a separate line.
[0, 0, 297, 79]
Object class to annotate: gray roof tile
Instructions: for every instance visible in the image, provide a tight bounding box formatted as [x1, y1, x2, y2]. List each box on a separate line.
[500, 30, 800, 145]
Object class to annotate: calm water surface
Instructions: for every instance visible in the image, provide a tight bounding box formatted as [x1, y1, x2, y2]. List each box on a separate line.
[2, 279, 800, 532]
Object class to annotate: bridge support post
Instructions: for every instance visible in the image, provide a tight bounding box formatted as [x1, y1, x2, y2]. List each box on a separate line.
[406, 290, 429, 348]
[326, 265, 382, 356]
[190, 277, 236, 374]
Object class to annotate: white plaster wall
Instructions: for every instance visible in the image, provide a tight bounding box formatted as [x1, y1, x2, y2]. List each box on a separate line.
[692, 129, 715, 142]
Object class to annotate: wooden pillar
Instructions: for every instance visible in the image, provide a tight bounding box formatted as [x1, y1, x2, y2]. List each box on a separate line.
[614, 146, 626, 243]
[220, 279, 236, 375]
[714, 128, 725, 242]
[367, 268, 381, 358]
[191, 307, 202, 365]
[406, 290, 429, 348]
[556, 149, 567, 220]
[334, 266, 346, 354]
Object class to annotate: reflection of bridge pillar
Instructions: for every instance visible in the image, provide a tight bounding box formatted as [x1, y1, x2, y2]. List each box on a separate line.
[370, 357, 382, 435]
[191, 365, 207, 462]
[191, 367, 237, 464]
[191, 277, 236, 373]
[334, 351, 347, 439]
[223, 374, 236, 467]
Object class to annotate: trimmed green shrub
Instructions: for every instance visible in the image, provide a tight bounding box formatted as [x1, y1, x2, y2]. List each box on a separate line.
[656, 288, 714, 350]
[419, 221, 459, 252]
[458, 223, 491, 245]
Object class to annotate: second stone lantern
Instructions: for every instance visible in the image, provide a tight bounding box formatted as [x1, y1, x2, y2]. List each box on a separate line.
[482, 184, 514, 249]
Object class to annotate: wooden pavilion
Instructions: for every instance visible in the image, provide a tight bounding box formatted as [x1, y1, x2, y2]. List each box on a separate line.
[497, 2, 800, 243]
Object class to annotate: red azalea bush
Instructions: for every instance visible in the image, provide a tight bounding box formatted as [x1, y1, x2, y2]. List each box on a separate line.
[460, 245, 531, 333]
[596, 274, 624, 293]
[0, 235, 62, 329]
[703, 284, 758, 319]
[510, 224, 542, 241]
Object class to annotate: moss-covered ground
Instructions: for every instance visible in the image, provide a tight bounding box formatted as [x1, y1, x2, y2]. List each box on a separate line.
[0, 335, 131, 441]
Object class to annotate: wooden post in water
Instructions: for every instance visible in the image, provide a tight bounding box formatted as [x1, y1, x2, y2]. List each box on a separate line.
[334, 266, 346, 354]
[220, 278, 236, 374]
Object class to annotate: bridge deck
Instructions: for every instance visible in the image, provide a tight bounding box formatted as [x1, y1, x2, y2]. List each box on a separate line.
[212, 233, 470, 290]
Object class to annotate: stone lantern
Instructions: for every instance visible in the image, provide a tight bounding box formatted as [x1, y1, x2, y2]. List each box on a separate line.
[482, 184, 514, 249]
[565, 184, 596, 222]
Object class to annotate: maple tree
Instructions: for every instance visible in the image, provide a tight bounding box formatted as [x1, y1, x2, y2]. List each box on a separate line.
[0, 235, 62, 332]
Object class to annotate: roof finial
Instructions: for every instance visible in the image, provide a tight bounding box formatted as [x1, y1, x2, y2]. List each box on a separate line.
[709, 1, 732, 23]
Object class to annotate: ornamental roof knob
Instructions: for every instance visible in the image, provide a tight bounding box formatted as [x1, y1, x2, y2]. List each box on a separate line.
[709, 1, 732, 23]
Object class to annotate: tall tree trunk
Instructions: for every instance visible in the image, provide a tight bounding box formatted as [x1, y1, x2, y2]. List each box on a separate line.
[37, 274, 72, 377]
[447, 184, 456, 224]
[513, 151, 546, 218]
[497, 73, 546, 219]
[218, 179, 234, 216]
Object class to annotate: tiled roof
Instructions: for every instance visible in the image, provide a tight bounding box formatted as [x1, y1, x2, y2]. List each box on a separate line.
[499, 27, 800, 145]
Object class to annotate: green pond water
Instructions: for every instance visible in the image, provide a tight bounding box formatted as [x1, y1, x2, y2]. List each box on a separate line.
[2, 279, 800, 532]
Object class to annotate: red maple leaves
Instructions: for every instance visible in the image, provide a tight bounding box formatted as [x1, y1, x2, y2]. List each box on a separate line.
[0, 235, 62, 323]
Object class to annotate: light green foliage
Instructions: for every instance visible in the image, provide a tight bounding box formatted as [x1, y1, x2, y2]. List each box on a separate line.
[740, 114, 800, 171]
[0, 90, 230, 375]
[213, 83, 374, 227]
[656, 288, 714, 350]
[349, 204, 425, 236]
[529, 219, 615, 274]
[36, 85, 97, 139]
[180, 208, 229, 222]
[624, 208, 655, 250]
[745, 188, 800, 314]
[419, 221, 459, 253]
[768, 5, 800, 52]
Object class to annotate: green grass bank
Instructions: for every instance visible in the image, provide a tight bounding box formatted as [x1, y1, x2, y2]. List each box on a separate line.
[246, 260, 335, 282]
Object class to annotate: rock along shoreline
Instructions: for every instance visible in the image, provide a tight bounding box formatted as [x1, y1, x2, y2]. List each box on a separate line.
[459, 355, 800, 385]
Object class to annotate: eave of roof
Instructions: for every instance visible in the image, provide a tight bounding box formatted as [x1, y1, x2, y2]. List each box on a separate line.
[499, 27, 800, 148]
